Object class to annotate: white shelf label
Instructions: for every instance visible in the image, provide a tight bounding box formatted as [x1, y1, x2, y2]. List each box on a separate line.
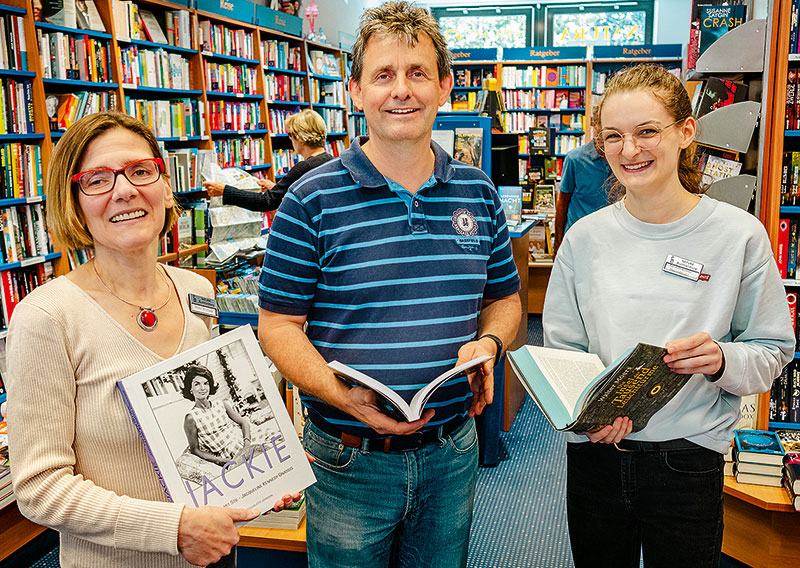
[20, 255, 44, 267]
[26, 196, 43, 203]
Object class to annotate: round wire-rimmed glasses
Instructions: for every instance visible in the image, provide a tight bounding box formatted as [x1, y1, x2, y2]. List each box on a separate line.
[595, 119, 686, 156]
[71, 157, 165, 196]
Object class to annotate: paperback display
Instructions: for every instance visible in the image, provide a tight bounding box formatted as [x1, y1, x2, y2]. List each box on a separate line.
[327, 356, 492, 422]
[507, 343, 690, 433]
[733, 429, 785, 466]
[116, 326, 315, 512]
[497, 185, 522, 226]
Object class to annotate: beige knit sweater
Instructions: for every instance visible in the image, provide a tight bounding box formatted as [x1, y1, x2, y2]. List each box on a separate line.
[6, 266, 214, 568]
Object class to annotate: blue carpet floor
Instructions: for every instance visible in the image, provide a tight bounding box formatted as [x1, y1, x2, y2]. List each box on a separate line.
[467, 315, 574, 568]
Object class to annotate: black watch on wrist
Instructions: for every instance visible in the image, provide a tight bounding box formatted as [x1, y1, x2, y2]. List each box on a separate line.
[478, 333, 503, 360]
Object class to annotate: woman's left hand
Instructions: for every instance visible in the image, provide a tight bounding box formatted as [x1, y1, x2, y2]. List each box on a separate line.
[663, 332, 723, 376]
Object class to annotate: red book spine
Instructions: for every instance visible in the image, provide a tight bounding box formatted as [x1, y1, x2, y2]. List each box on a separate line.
[788, 292, 797, 338]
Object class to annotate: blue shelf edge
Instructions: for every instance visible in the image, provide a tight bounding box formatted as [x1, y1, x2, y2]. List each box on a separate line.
[769, 422, 800, 431]
[0, 3, 26, 14]
[0, 252, 61, 272]
[0, 195, 46, 208]
[218, 311, 259, 326]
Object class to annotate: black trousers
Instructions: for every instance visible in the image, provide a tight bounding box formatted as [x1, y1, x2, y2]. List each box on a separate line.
[566, 441, 724, 568]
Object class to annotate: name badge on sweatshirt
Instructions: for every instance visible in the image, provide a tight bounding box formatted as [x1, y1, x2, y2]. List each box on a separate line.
[188, 294, 219, 318]
[663, 254, 708, 282]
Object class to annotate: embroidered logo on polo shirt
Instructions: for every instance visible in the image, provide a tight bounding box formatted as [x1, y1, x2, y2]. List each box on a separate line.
[452, 208, 478, 236]
[452, 208, 480, 251]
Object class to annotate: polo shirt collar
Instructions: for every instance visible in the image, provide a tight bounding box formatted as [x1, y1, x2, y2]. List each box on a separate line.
[340, 135, 457, 188]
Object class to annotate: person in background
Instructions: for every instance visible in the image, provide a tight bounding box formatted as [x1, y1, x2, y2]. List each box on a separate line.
[257, 2, 521, 567]
[203, 109, 333, 212]
[553, 110, 612, 255]
[543, 63, 794, 567]
[5, 112, 298, 568]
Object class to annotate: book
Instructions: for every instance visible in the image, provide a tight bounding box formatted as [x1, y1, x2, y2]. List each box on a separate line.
[698, 5, 747, 58]
[734, 461, 782, 476]
[431, 129, 455, 157]
[694, 77, 748, 118]
[497, 185, 522, 226]
[702, 154, 742, 183]
[246, 492, 305, 530]
[116, 325, 315, 512]
[41, 0, 77, 29]
[734, 469, 783, 487]
[507, 343, 690, 433]
[733, 429, 785, 466]
[138, 9, 168, 44]
[785, 453, 800, 494]
[528, 224, 552, 263]
[453, 128, 483, 169]
[326, 355, 492, 422]
[75, 0, 105, 32]
[534, 184, 555, 214]
[528, 126, 551, 156]
[776, 429, 800, 453]
[782, 476, 800, 511]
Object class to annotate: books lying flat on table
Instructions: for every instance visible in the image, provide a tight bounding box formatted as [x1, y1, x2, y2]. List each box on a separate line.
[117, 326, 315, 515]
[246, 493, 306, 530]
[734, 429, 785, 466]
[507, 343, 690, 433]
[327, 355, 492, 422]
[734, 469, 783, 487]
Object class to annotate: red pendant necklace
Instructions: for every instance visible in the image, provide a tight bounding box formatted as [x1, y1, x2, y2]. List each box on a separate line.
[93, 261, 171, 332]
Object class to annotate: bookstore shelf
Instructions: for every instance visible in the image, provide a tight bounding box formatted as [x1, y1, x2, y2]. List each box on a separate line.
[0, 134, 44, 141]
[786, 131, 800, 137]
[123, 86, 204, 97]
[157, 135, 209, 142]
[327, 131, 348, 136]
[309, 73, 342, 82]
[242, 163, 272, 171]
[0, 69, 34, 78]
[34, 21, 112, 39]
[211, 129, 270, 136]
[268, 100, 310, 106]
[313, 103, 345, 109]
[117, 38, 198, 55]
[705, 175, 757, 212]
[218, 311, 259, 327]
[695, 101, 761, 154]
[157, 243, 208, 264]
[351, 111, 364, 116]
[0, 196, 45, 208]
[205, 91, 263, 100]
[201, 51, 260, 66]
[263, 66, 306, 77]
[505, 108, 586, 113]
[768, 421, 800, 430]
[0, 2, 24, 14]
[0, 252, 61, 273]
[453, 86, 481, 91]
[42, 79, 119, 89]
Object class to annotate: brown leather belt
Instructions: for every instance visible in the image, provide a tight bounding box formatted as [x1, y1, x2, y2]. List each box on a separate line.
[309, 415, 467, 453]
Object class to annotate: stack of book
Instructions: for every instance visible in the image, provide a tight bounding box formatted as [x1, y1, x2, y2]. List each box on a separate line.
[246, 493, 306, 530]
[733, 429, 785, 487]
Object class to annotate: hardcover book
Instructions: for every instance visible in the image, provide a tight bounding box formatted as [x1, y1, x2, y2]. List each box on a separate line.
[698, 5, 747, 58]
[733, 429, 785, 466]
[785, 452, 800, 494]
[327, 355, 492, 422]
[453, 128, 483, 169]
[507, 343, 690, 433]
[734, 469, 783, 487]
[116, 325, 315, 512]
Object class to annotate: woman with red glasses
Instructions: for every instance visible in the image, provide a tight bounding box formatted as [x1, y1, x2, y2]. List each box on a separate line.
[4, 112, 296, 568]
[543, 64, 794, 567]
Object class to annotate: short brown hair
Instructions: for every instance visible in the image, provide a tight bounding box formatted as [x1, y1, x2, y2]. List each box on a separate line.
[46, 112, 179, 251]
[595, 64, 703, 201]
[350, 1, 451, 83]
[285, 109, 327, 148]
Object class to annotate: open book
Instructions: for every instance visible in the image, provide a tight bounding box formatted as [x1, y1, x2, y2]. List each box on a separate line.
[327, 355, 492, 422]
[507, 343, 691, 433]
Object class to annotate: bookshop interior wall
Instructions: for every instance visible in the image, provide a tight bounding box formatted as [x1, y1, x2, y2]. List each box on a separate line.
[1, 0, 800, 566]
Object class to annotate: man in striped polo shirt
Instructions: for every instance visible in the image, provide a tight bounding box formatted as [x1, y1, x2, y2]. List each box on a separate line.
[258, 2, 521, 566]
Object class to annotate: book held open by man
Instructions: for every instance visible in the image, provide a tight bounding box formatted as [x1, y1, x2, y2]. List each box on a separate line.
[507, 343, 691, 433]
[327, 355, 492, 422]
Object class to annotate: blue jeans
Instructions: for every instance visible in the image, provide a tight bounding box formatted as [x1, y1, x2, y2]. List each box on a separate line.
[566, 441, 724, 568]
[303, 418, 479, 568]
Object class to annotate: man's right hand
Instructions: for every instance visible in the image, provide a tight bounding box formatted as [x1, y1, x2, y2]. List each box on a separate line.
[177, 506, 259, 566]
[344, 386, 434, 435]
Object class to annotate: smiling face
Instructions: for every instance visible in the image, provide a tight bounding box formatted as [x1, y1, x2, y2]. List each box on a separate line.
[599, 89, 695, 199]
[349, 32, 452, 153]
[76, 128, 173, 257]
[190, 376, 210, 402]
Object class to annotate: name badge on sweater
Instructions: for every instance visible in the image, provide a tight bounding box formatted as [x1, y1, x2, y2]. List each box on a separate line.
[663, 254, 707, 282]
[188, 294, 219, 318]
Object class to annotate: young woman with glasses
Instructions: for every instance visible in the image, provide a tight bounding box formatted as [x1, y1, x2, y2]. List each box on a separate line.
[543, 64, 794, 567]
[5, 112, 298, 568]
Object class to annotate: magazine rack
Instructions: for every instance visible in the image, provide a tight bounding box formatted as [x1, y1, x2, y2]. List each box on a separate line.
[695, 101, 761, 153]
[695, 18, 766, 73]
[705, 174, 757, 211]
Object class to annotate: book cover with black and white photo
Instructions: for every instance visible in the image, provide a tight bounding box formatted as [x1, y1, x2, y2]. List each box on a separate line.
[117, 325, 315, 514]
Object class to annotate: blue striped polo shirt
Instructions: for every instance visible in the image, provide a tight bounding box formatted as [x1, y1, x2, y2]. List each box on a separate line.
[259, 136, 520, 437]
